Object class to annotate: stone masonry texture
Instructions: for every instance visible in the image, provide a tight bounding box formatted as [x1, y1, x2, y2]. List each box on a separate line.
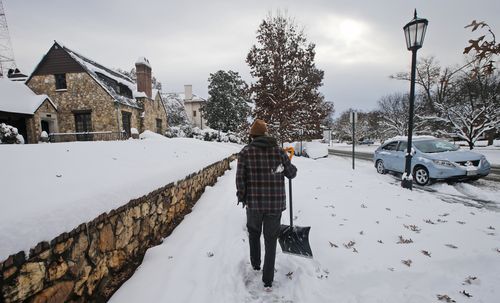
[0, 155, 236, 302]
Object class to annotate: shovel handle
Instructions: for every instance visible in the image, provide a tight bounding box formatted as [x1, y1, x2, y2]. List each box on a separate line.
[289, 178, 293, 227]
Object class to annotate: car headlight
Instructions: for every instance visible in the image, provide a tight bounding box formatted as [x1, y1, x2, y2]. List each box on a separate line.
[432, 159, 456, 167]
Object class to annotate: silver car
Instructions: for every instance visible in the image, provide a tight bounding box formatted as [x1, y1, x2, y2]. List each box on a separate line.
[374, 137, 491, 185]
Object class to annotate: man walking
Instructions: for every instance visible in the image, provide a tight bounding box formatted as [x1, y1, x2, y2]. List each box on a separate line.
[236, 119, 297, 291]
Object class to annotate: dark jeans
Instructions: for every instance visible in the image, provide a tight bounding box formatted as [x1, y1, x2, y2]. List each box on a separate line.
[246, 209, 282, 286]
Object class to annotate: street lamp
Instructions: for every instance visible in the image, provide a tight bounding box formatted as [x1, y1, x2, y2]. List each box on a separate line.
[401, 10, 428, 190]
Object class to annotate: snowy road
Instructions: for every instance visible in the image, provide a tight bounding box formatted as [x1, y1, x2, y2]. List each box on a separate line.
[110, 155, 500, 303]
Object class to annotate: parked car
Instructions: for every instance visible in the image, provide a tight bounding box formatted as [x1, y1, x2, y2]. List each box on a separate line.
[373, 136, 491, 185]
[359, 139, 375, 145]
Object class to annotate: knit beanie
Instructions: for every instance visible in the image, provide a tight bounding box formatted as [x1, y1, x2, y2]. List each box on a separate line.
[249, 119, 268, 136]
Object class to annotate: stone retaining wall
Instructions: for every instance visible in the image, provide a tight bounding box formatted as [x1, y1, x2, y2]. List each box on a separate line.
[0, 155, 236, 303]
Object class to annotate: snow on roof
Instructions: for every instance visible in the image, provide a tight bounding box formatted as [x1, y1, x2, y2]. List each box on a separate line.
[135, 57, 151, 68]
[59, 42, 141, 108]
[162, 92, 206, 103]
[385, 135, 436, 142]
[0, 79, 56, 114]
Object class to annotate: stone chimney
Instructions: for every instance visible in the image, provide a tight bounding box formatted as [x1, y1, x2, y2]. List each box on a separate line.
[184, 84, 193, 100]
[135, 57, 152, 98]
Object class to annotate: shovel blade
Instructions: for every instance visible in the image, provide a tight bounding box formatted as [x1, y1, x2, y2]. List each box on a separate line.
[278, 225, 313, 258]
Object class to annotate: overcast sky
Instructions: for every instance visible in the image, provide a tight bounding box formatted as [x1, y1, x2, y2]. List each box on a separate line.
[4, 0, 499, 116]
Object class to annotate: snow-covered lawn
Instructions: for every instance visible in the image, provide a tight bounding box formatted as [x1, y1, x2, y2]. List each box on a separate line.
[111, 155, 500, 303]
[0, 135, 240, 259]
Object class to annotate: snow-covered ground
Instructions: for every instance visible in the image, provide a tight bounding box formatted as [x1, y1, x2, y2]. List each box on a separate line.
[0, 134, 240, 259]
[111, 155, 500, 303]
[329, 142, 500, 165]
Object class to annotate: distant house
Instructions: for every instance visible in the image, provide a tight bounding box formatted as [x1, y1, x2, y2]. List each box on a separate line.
[160, 85, 207, 129]
[0, 78, 57, 143]
[25, 41, 167, 141]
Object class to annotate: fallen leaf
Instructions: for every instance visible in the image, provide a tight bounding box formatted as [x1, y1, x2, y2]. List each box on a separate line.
[377, 240, 383, 244]
[286, 271, 293, 279]
[445, 244, 458, 249]
[460, 290, 472, 298]
[457, 221, 466, 225]
[424, 219, 435, 224]
[463, 276, 477, 285]
[386, 208, 391, 211]
[397, 235, 413, 244]
[343, 241, 355, 249]
[437, 294, 456, 302]
[439, 213, 450, 217]
[359, 231, 364, 235]
[329, 241, 338, 248]
[401, 259, 412, 267]
[352, 247, 358, 253]
[404, 224, 421, 233]
[421, 250, 431, 257]
[361, 204, 367, 208]
[487, 226, 495, 230]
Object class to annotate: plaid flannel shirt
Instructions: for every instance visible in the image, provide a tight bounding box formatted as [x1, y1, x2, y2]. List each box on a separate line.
[236, 136, 297, 213]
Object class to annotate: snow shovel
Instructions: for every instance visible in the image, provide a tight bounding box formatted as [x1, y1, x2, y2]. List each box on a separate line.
[278, 176, 313, 258]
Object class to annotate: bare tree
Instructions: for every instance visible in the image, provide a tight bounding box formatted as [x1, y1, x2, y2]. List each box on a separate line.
[376, 93, 428, 138]
[332, 110, 370, 142]
[430, 68, 499, 149]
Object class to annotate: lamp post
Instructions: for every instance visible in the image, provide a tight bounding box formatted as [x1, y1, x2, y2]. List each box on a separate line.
[401, 10, 428, 190]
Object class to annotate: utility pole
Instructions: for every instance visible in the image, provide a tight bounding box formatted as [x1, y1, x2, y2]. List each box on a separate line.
[0, 0, 17, 78]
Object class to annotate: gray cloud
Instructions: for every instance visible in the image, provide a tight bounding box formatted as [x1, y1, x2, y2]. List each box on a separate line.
[4, 0, 499, 116]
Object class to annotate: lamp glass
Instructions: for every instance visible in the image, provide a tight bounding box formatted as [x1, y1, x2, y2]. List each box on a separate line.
[403, 15, 428, 51]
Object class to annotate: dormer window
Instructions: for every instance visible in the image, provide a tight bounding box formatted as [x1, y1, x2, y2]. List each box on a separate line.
[55, 73, 67, 90]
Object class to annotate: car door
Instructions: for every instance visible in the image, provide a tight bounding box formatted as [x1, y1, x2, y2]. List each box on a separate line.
[378, 141, 399, 171]
[393, 141, 407, 173]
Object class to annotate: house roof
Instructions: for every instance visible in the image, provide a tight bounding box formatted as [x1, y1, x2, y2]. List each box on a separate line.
[161, 92, 206, 104]
[56, 42, 143, 109]
[0, 78, 57, 115]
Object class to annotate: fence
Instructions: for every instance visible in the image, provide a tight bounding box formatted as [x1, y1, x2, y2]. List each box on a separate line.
[49, 131, 128, 143]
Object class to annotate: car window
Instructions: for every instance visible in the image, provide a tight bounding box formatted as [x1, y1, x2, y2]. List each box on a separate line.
[382, 141, 398, 151]
[414, 139, 460, 153]
[397, 141, 407, 152]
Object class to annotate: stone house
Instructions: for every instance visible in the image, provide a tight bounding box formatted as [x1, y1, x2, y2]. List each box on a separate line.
[0, 78, 57, 143]
[160, 85, 207, 129]
[25, 41, 168, 141]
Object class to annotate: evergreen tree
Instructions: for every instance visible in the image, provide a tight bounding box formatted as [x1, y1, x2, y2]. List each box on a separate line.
[246, 12, 334, 142]
[201, 70, 251, 132]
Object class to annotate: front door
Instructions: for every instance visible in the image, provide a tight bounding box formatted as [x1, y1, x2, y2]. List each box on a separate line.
[122, 111, 131, 138]
[41, 120, 50, 133]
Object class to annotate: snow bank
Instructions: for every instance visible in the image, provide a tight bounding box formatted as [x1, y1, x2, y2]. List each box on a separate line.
[302, 141, 328, 159]
[0, 138, 241, 259]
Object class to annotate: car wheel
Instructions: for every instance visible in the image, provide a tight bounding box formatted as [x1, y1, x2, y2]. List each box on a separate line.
[376, 160, 386, 174]
[413, 166, 430, 186]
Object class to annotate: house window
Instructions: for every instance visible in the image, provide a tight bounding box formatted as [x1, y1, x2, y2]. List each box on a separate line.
[55, 74, 67, 90]
[122, 111, 131, 138]
[193, 110, 197, 117]
[156, 119, 162, 134]
[74, 111, 92, 141]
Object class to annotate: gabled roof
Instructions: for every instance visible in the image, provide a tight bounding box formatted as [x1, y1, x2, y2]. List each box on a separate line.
[58, 42, 142, 108]
[0, 79, 57, 115]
